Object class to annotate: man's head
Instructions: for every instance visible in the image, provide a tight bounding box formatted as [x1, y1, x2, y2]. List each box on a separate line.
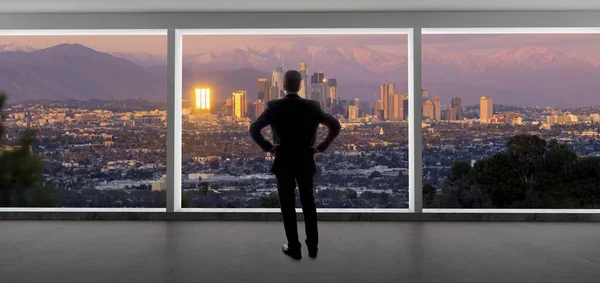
[283, 70, 302, 93]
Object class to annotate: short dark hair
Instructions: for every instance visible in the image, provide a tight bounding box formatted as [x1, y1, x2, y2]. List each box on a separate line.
[283, 70, 302, 92]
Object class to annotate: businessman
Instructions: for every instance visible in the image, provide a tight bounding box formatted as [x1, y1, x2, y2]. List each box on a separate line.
[250, 70, 341, 260]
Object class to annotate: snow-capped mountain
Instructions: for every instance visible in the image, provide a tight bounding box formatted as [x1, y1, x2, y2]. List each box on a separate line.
[110, 52, 167, 67]
[487, 47, 593, 69]
[0, 43, 36, 53]
[3, 42, 600, 107]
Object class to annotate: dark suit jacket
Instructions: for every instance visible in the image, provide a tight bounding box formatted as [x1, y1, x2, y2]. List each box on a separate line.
[249, 93, 341, 175]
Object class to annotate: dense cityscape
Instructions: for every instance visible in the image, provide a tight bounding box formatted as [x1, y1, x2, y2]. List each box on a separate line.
[2, 58, 600, 208]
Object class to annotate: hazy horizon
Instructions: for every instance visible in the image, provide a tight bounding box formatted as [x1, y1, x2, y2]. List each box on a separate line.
[2, 34, 600, 107]
[3, 34, 600, 57]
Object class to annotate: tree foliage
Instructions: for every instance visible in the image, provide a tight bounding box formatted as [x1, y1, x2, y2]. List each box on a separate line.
[259, 196, 280, 208]
[430, 134, 600, 208]
[0, 92, 52, 207]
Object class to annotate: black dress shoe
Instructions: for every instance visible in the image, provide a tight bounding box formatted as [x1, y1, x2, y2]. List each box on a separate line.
[282, 244, 302, 260]
[305, 240, 318, 258]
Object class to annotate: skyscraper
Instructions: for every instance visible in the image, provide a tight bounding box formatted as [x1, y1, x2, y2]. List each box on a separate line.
[348, 105, 359, 120]
[380, 84, 388, 119]
[232, 90, 247, 119]
[257, 78, 271, 101]
[376, 109, 385, 121]
[310, 73, 328, 110]
[392, 93, 401, 121]
[329, 86, 337, 105]
[253, 99, 265, 120]
[402, 94, 409, 120]
[423, 100, 434, 120]
[327, 78, 337, 88]
[422, 89, 429, 101]
[194, 88, 210, 112]
[311, 72, 324, 85]
[445, 107, 458, 121]
[432, 94, 441, 121]
[246, 101, 255, 120]
[225, 98, 233, 116]
[311, 85, 320, 103]
[480, 96, 493, 123]
[380, 83, 395, 120]
[269, 85, 279, 101]
[451, 97, 463, 120]
[387, 84, 395, 120]
[352, 98, 360, 107]
[320, 80, 330, 111]
[299, 62, 309, 99]
[373, 100, 382, 115]
[272, 65, 284, 99]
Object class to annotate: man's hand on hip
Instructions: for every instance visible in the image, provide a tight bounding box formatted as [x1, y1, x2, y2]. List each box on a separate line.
[310, 146, 321, 154]
[270, 144, 280, 154]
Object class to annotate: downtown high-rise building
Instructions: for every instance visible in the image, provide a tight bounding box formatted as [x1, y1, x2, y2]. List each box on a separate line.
[376, 109, 385, 121]
[272, 64, 284, 99]
[480, 96, 494, 123]
[194, 88, 210, 113]
[327, 78, 338, 88]
[445, 107, 458, 121]
[422, 89, 429, 101]
[225, 98, 233, 116]
[269, 85, 279, 101]
[320, 82, 330, 111]
[423, 100, 434, 120]
[392, 93, 409, 121]
[348, 105, 359, 120]
[232, 90, 247, 119]
[299, 62, 309, 99]
[451, 96, 463, 120]
[329, 86, 337, 108]
[402, 94, 409, 120]
[392, 93, 401, 121]
[310, 72, 328, 110]
[311, 72, 325, 85]
[253, 99, 265, 120]
[373, 100, 382, 115]
[432, 94, 441, 121]
[257, 78, 271, 101]
[380, 83, 395, 120]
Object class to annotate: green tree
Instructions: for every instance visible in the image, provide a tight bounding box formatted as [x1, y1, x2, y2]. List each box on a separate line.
[450, 161, 471, 182]
[344, 189, 358, 200]
[181, 194, 193, 208]
[32, 182, 56, 207]
[259, 196, 280, 208]
[0, 92, 46, 207]
[423, 183, 437, 207]
[438, 134, 600, 208]
[199, 182, 209, 197]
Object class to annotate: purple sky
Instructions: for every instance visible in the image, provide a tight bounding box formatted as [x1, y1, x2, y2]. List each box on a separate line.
[2, 34, 600, 57]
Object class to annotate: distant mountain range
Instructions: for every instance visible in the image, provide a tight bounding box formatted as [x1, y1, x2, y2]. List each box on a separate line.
[1, 43, 600, 107]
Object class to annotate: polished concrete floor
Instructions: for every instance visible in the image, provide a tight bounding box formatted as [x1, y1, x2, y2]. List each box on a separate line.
[1, 221, 599, 283]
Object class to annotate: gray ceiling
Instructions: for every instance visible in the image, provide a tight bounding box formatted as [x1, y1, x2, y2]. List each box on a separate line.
[0, 0, 599, 13]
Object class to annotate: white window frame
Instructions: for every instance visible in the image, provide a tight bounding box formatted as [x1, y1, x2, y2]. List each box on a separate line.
[421, 27, 600, 214]
[173, 28, 418, 213]
[0, 25, 599, 216]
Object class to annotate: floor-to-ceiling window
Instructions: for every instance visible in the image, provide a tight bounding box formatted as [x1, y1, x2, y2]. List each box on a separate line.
[0, 32, 168, 208]
[422, 30, 600, 209]
[178, 30, 411, 209]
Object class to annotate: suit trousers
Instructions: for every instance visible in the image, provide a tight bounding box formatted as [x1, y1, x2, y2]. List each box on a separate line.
[275, 172, 318, 249]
